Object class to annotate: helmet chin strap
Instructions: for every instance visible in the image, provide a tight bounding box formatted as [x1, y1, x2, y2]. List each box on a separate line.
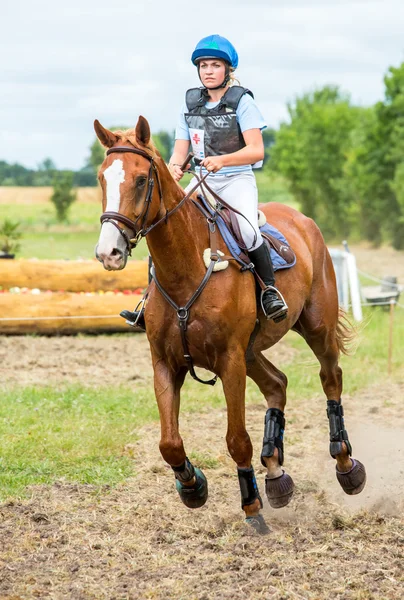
[197, 63, 231, 92]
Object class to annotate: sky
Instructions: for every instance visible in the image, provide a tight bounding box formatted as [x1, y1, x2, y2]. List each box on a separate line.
[1, 0, 404, 170]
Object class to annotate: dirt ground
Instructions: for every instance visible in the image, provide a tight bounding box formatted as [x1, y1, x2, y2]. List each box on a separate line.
[0, 377, 403, 600]
[0, 334, 403, 599]
[0, 244, 403, 599]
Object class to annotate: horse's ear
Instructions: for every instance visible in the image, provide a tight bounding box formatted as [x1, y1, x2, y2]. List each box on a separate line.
[135, 116, 151, 146]
[94, 119, 119, 148]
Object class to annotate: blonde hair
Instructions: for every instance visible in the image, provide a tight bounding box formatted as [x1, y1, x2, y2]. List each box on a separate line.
[229, 67, 240, 87]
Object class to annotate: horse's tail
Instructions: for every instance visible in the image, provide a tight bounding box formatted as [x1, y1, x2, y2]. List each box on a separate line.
[336, 308, 356, 356]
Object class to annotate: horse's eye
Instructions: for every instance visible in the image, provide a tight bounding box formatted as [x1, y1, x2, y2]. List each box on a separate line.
[136, 176, 147, 188]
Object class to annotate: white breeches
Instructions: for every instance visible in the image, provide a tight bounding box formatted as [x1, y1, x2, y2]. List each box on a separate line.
[185, 171, 263, 251]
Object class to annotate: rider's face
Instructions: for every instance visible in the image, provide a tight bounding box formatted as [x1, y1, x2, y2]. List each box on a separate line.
[198, 59, 226, 88]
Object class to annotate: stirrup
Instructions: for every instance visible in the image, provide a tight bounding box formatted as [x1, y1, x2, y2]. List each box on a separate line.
[260, 285, 288, 323]
[120, 296, 147, 328]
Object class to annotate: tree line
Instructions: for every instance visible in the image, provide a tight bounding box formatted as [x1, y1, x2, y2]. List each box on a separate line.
[0, 131, 176, 188]
[2, 60, 403, 247]
[0, 158, 96, 187]
[269, 62, 404, 249]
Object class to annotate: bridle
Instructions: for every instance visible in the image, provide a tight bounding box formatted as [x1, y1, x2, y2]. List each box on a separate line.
[100, 146, 163, 256]
[100, 146, 209, 256]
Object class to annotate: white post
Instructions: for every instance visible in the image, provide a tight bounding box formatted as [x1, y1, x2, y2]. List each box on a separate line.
[346, 252, 363, 322]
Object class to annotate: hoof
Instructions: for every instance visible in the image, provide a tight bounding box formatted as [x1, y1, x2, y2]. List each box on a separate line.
[265, 471, 295, 508]
[336, 459, 366, 495]
[245, 514, 270, 535]
[176, 467, 208, 509]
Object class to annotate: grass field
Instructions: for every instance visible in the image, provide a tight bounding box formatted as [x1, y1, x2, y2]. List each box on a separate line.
[0, 172, 295, 260]
[1, 306, 402, 501]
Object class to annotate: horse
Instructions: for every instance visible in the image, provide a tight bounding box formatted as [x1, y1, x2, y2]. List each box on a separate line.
[94, 116, 366, 534]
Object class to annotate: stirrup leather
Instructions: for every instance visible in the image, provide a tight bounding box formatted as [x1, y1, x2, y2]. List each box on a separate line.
[260, 285, 288, 321]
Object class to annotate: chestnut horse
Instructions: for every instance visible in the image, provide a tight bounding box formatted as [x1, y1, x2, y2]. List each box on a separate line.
[94, 116, 366, 533]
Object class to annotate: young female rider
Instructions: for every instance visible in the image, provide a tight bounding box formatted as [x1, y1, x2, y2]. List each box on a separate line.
[123, 34, 287, 328]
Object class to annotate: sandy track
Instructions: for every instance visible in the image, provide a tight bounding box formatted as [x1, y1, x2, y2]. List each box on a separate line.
[0, 333, 297, 387]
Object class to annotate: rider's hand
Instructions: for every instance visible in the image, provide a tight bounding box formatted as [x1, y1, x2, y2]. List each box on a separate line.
[200, 156, 225, 173]
[168, 163, 190, 182]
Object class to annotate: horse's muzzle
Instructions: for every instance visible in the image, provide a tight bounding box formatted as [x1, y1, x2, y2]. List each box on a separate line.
[95, 245, 127, 271]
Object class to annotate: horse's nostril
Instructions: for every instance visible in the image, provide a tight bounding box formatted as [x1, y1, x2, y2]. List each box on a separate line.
[111, 248, 122, 257]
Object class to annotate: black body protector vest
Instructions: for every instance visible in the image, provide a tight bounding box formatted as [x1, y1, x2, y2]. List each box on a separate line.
[185, 86, 254, 165]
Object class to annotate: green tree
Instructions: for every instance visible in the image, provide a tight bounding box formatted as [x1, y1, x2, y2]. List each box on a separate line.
[34, 158, 57, 186]
[269, 86, 361, 238]
[0, 219, 22, 256]
[88, 138, 106, 174]
[343, 108, 387, 245]
[0, 160, 35, 186]
[344, 62, 404, 248]
[152, 130, 174, 162]
[382, 63, 404, 248]
[262, 127, 276, 164]
[50, 171, 77, 222]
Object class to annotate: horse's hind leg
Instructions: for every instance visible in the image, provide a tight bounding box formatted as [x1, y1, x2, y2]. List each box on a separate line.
[294, 300, 366, 495]
[247, 352, 295, 508]
[153, 358, 208, 508]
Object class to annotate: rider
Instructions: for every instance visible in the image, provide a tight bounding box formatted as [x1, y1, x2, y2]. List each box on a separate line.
[122, 34, 288, 329]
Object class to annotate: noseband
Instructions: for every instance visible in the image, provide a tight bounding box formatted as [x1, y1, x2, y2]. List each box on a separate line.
[100, 146, 164, 255]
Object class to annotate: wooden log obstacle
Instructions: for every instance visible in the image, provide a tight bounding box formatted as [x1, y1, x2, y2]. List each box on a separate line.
[0, 259, 149, 334]
[0, 259, 148, 292]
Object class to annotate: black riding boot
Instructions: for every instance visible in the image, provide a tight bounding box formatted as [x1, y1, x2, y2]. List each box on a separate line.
[120, 307, 146, 331]
[120, 256, 153, 331]
[249, 243, 288, 322]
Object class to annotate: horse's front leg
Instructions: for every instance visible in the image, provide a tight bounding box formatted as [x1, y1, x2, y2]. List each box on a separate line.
[247, 351, 295, 509]
[219, 349, 269, 534]
[153, 357, 208, 508]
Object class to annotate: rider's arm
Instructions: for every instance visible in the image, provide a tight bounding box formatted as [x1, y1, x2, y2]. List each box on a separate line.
[168, 139, 191, 181]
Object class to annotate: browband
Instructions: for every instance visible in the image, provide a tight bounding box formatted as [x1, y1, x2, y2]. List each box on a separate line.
[106, 146, 152, 161]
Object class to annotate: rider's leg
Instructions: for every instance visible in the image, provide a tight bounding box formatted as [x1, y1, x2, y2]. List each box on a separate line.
[204, 172, 287, 321]
[249, 243, 288, 321]
[120, 256, 152, 331]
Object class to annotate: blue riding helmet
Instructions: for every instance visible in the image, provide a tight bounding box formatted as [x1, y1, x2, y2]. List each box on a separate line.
[191, 34, 239, 69]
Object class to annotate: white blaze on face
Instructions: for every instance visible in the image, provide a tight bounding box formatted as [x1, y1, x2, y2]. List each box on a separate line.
[97, 159, 127, 256]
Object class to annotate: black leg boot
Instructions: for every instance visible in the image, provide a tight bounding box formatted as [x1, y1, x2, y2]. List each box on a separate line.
[249, 243, 288, 322]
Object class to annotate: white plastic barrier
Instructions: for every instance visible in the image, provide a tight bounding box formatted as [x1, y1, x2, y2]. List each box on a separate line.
[328, 248, 363, 322]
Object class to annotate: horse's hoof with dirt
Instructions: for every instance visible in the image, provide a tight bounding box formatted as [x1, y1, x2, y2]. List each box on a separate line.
[336, 459, 367, 495]
[245, 514, 270, 535]
[265, 471, 295, 508]
[327, 401, 366, 495]
[175, 466, 208, 509]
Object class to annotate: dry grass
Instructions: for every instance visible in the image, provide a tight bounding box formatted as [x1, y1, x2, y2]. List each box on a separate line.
[0, 187, 100, 205]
